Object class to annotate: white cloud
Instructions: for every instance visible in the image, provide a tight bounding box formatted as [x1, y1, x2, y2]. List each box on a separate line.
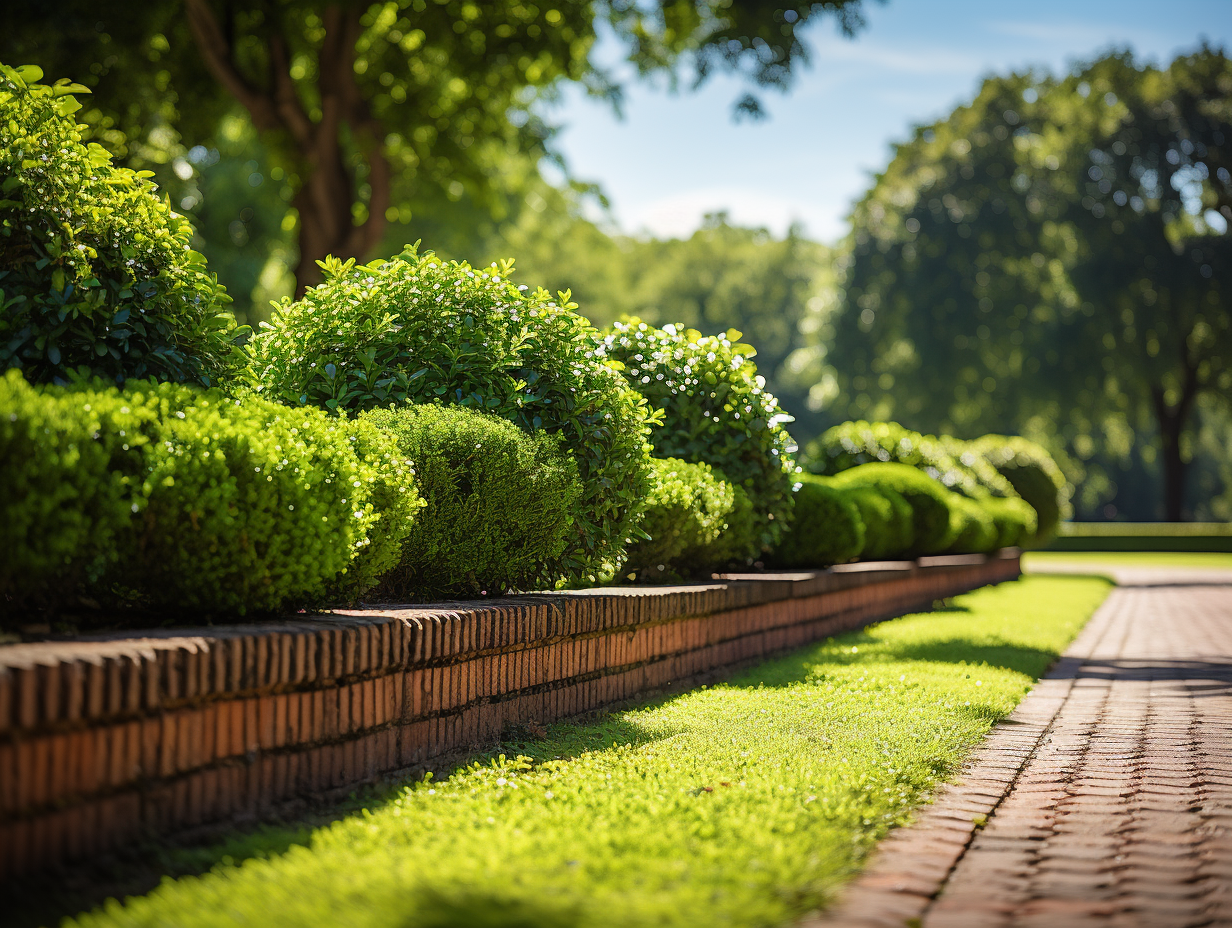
[621, 186, 845, 240]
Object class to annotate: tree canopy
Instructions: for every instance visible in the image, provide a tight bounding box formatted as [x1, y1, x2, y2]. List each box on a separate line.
[3, 0, 872, 292]
[808, 47, 1232, 520]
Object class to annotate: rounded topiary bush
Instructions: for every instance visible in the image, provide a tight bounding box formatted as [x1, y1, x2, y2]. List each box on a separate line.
[840, 482, 914, 560]
[624, 457, 747, 582]
[767, 474, 865, 569]
[248, 248, 653, 580]
[806, 420, 1015, 500]
[947, 495, 999, 554]
[2, 377, 415, 619]
[982, 495, 1039, 550]
[361, 404, 583, 599]
[829, 463, 960, 556]
[599, 319, 796, 552]
[0, 369, 151, 612]
[973, 435, 1069, 547]
[115, 388, 417, 614]
[0, 64, 243, 387]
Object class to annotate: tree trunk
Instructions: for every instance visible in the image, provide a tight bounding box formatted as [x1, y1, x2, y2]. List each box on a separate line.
[184, 0, 391, 296]
[1151, 367, 1199, 522]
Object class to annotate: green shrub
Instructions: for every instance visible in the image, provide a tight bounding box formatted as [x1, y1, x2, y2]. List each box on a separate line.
[623, 458, 752, 582]
[972, 435, 1070, 546]
[767, 474, 865, 569]
[1, 375, 416, 620]
[947, 495, 999, 554]
[247, 248, 653, 580]
[840, 482, 915, 560]
[0, 369, 147, 610]
[982, 495, 1038, 550]
[806, 420, 1014, 500]
[0, 64, 243, 387]
[829, 463, 960, 556]
[599, 319, 796, 552]
[360, 404, 582, 599]
[113, 388, 418, 614]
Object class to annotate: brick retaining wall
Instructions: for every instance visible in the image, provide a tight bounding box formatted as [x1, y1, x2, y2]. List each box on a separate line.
[0, 552, 1019, 878]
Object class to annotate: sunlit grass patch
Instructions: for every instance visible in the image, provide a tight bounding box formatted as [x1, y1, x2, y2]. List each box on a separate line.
[1024, 551, 1232, 570]
[71, 576, 1110, 928]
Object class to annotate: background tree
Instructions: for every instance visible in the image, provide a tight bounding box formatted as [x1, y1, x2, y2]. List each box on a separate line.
[3, 0, 872, 294]
[809, 47, 1232, 520]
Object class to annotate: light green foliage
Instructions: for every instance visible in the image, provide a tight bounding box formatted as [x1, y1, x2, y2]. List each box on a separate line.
[0, 64, 243, 387]
[624, 458, 751, 582]
[64, 576, 1111, 928]
[111, 388, 415, 615]
[0, 375, 416, 621]
[974, 435, 1070, 546]
[600, 319, 796, 552]
[841, 482, 915, 561]
[361, 405, 582, 600]
[806, 420, 1015, 500]
[248, 246, 654, 581]
[947, 495, 999, 555]
[981, 496, 1038, 550]
[830, 463, 961, 556]
[769, 475, 865, 568]
[0, 369, 146, 608]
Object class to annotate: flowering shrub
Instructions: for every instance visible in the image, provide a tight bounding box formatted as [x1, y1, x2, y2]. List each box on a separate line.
[248, 247, 654, 580]
[599, 318, 796, 552]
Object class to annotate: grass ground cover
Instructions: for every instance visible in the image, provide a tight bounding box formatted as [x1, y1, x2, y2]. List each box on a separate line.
[1024, 551, 1232, 570]
[66, 576, 1110, 928]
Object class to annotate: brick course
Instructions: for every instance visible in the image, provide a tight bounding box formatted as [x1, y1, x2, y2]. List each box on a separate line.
[0, 553, 1018, 878]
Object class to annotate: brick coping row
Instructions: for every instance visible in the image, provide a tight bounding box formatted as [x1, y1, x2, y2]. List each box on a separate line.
[0, 551, 1020, 879]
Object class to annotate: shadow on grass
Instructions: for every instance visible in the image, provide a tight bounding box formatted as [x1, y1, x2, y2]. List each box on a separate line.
[7, 598, 1067, 928]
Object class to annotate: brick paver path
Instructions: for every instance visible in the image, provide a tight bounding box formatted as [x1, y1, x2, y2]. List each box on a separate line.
[808, 567, 1232, 928]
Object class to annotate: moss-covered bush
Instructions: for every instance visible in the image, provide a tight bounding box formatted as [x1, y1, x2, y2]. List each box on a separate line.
[840, 482, 915, 561]
[361, 404, 582, 600]
[247, 248, 653, 580]
[829, 463, 960, 556]
[767, 475, 865, 569]
[973, 435, 1069, 546]
[0, 64, 243, 387]
[624, 458, 753, 582]
[599, 319, 796, 552]
[1, 375, 417, 620]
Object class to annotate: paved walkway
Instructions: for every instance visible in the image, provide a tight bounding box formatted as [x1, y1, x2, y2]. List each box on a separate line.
[809, 567, 1232, 928]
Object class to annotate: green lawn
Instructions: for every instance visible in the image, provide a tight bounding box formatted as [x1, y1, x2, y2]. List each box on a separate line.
[69, 576, 1110, 928]
[1025, 550, 1232, 570]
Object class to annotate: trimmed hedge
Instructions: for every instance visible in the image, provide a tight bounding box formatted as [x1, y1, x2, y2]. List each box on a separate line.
[624, 458, 748, 582]
[248, 247, 654, 581]
[805, 420, 1009, 499]
[982, 495, 1039, 550]
[829, 463, 960, 556]
[0, 373, 419, 620]
[973, 435, 1069, 546]
[767, 474, 865, 569]
[600, 319, 796, 552]
[362, 404, 583, 600]
[948, 495, 999, 555]
[0, 63, 243, 387]
[841, 482, 915, 561]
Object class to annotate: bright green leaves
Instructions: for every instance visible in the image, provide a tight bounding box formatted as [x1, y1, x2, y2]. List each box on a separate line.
[248, 244, 654, 582]
[0, 61, 245, 388]
[601, 318, 797, 555]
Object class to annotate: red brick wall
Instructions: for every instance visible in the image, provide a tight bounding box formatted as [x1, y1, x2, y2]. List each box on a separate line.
[0, 553, 1019, 877]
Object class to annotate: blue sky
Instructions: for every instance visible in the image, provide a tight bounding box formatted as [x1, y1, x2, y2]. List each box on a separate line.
[544, 0, 1231, 242]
